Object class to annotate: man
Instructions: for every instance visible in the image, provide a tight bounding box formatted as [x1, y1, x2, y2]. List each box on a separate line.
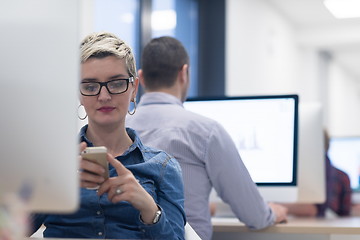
[282, 129, 352, 217]
[126, 36, 287, 240]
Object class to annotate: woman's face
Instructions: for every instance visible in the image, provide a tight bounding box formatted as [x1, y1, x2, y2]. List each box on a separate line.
[80, 55, 137, 128]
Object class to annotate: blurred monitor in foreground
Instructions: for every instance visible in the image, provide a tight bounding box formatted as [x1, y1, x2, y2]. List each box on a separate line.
[0, 0, 79, 213]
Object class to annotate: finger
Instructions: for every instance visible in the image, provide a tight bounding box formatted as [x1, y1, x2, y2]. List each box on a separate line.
[78, 142, 87, 173]
[107, 185, 126, 202]
[80, 180, 100, 189]
[80, 158, 106, 177]
[107, 153, 130, 176]
[79, 142, 87, 154]
[97, 155, 133, 196]
[110, 192, 126, 204]
[96, 170, 131, 195]
[79, 169, 105, 185]
[97, 176, 112, 196]
[97, 176, 123, 197]
[96, 170, 132, 197]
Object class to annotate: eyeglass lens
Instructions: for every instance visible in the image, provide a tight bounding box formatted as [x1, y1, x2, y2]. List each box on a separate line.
[80, 79, 129, 96]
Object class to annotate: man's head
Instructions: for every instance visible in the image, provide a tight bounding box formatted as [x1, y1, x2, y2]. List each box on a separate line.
[324, 129, 330, 153]
[80, 32, 137, 78]
[140, 36, 190, 101]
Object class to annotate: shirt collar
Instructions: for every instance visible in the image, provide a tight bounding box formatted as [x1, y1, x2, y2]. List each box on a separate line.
[79, 125, 147, 158]
[138, 92, 184, 108]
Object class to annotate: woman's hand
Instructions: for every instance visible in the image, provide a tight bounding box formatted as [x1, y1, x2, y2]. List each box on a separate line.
[97, 153, 158, 224]
[78, 142, 107, 189]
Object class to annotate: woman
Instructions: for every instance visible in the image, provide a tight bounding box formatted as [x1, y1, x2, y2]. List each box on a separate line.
[30, 32, 186, 239]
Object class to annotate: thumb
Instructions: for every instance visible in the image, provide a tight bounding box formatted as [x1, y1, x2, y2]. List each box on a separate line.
[79, 142, 87, 154]
[107, 153, 129, 176]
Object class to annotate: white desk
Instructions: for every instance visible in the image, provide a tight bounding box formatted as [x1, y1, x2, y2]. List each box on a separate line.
[30, 223, 200, 240]
[212, 217, 360, 240]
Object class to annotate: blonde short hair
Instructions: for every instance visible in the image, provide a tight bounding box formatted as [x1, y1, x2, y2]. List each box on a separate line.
[80, 32, 136, 77]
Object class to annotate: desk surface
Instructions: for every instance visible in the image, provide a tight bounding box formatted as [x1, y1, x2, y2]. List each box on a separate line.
[212, 216, 360, 234]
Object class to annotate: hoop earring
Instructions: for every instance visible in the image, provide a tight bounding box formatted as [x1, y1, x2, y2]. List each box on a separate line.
[78, 104, 87, 120]
[128, 98, 137, 115]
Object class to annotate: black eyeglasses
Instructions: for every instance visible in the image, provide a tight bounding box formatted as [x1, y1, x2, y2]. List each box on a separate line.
[80, 77, 134, 96]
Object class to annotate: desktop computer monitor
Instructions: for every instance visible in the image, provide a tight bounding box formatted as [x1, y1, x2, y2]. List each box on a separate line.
[328, 136, 360, 203]
[184, 95, 299, 203]
[0, 0, 80, 213]
[296, 103, 326, 203]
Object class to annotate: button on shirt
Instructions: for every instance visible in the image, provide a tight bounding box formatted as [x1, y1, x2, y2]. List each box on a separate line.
[30, 127, 186, 240]
[126, 92, 276, 240]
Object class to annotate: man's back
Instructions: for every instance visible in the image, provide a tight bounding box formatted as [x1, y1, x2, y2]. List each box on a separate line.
[127, 92, 275, 240]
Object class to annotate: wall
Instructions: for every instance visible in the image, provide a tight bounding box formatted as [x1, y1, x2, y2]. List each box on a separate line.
[79, 0, 360, 137]
[328, 63, 360, 136]
[226, 0, 360, 136]
[226, 0, 298, 96]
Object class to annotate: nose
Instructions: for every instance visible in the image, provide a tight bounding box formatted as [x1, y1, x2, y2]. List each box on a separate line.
[98, 85, 111, 101]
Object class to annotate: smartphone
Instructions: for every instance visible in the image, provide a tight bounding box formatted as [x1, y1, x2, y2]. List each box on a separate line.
[81, 146, 109, 179]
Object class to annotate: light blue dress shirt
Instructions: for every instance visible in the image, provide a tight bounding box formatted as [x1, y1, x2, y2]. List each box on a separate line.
[31, 126, 186, 240]
[126, 92, 276, 240]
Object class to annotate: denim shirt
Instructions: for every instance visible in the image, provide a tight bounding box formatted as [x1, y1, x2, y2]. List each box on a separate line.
[31, 126, 186, 239]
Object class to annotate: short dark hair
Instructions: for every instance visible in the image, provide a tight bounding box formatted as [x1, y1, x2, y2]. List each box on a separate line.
[141, 36, 189, 90]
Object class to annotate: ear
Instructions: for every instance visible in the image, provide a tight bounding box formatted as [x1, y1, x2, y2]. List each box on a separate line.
[179, 64, 189, 85]
[138, 69, 146, 88]
[131, 75, 139, 100]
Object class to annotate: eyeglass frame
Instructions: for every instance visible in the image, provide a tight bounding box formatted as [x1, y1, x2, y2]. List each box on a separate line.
[80, 76, 134, 96]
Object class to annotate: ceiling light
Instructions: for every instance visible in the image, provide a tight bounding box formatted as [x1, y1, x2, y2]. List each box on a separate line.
[324, 0, 360, 19]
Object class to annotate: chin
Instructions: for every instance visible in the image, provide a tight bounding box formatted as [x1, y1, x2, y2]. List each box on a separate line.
[92, 117, 119, 126]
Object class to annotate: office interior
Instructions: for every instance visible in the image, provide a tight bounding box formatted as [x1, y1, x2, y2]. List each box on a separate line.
[81, 0, 360, 239]
[80, 0, 360, 136]
[2, 0, 360, 239]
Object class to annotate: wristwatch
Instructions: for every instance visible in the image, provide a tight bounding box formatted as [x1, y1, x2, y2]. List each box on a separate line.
[152, 209, 162, 224]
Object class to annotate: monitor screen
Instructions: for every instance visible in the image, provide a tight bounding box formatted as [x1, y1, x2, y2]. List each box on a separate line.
[184, 95, 299, 202]
[329, 137, 360, 192]
[0, 0, 79, 213]
[184, 95, 298, 185]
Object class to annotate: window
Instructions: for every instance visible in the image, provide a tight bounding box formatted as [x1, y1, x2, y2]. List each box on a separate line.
[150, 0, 199, 97]
[93, 0, 140, 63]
[81, 0, 226, 98]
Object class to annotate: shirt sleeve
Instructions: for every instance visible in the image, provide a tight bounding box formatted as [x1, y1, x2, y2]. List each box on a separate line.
[139, 156, 186, 240]
[206, 122, 276, 229]
[334, 169, 352, 216]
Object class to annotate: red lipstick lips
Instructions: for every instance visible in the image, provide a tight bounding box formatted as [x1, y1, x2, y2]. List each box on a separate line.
[98, 106, 115, 113]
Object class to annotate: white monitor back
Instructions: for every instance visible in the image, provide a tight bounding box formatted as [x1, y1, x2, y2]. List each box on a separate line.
[297, 103, 326, 203]
[0, 0, 79, 213]
[257, 186, 298, 203]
